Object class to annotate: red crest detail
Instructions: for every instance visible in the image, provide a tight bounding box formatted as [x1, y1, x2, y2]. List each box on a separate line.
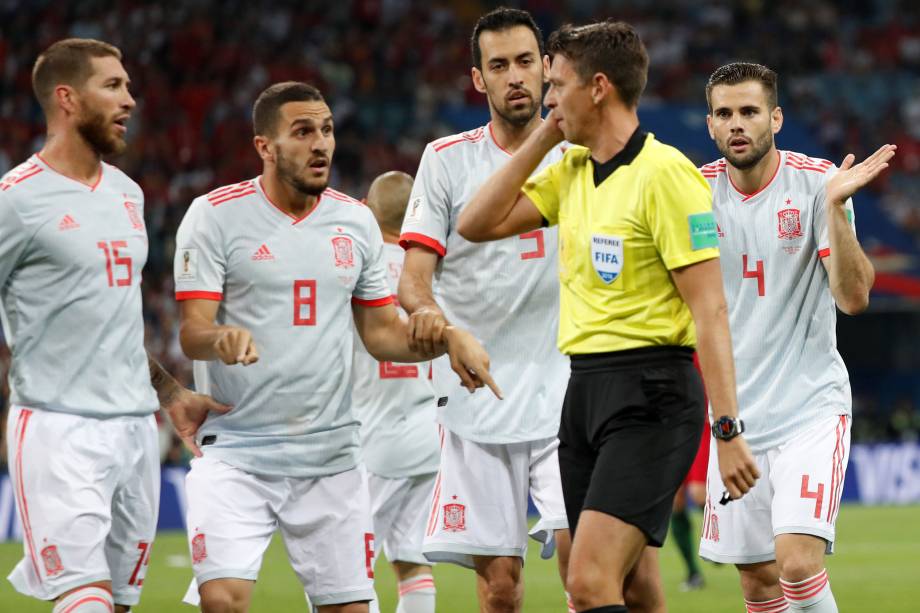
[710, 515, 720, 543]
[124, 200, 145, 231]
[41, 545, 64, 576]
[777, 208, 803, 240]
[191, 533, 207, 564]
[443, 503, 466, 532]
[332, 236, 354, 268]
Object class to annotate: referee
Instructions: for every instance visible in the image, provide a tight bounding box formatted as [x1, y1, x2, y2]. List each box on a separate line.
[458, 21, 760, 613]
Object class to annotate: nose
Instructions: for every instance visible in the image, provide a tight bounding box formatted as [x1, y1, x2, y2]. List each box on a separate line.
[545, 87, 557, 109]
[123, 90, 136, 111]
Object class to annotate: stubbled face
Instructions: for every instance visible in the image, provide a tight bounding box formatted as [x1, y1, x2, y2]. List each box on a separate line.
[707, 81, 781, 170]
[74, 55, 135, 155]
[268, 100, 335, 196]
[544, 53, 594, 145]
[474, 26, 544, 127]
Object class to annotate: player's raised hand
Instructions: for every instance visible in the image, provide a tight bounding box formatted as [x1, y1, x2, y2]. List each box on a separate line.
[537, 108, 565, 148]
[214, 326, 259, 365]
[826, 144, 897, 205]
[163, 389, 232, 457]
[717, 436, 760, 501]
[443, 326, 503, 399]
[407, 306, 448, 357]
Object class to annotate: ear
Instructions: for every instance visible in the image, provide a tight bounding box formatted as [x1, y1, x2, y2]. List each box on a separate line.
[471, 67, 487, 95]
[706, 114, 715, 141]
[54, 85, 78, 116]
[591, 72, 609, 105]
[542, 54, 551, 83]
[253, 135, 273, 163]
[772, 106, 783, 135]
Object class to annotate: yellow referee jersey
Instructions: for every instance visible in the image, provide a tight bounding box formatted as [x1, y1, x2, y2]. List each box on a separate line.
[523, 129, 719, 355]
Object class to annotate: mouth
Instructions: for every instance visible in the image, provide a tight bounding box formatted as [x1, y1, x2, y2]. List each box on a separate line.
[308, 158, 329, 176]
[507, 90, 531, 104]
[729, 136, 750, 152]
[113, 116, 129, 136]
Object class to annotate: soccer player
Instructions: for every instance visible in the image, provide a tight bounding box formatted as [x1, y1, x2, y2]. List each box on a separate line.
[0, 38, 228, 613]
[699, 62, 894, 613]
[174, 81, 494, 613]
[397, 8, 572, 612]
[353, 171, 439, 613]
[457, 21, 760, 613]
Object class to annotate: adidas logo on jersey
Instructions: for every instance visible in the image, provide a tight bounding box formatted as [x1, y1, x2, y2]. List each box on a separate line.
[251, 244, 275, 261]
[58, 215, 80, 231]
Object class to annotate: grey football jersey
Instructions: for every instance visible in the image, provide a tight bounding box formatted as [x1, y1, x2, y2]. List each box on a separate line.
[702, 151, 854, 452]
[0, 155, 157, 417]
[175, 179, 392, 477]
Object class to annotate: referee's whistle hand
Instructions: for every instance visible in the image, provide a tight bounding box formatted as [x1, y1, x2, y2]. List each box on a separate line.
[717, 436, 760, 500]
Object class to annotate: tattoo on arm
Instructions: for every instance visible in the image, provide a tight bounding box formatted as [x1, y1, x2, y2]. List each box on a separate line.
[148, 352, 181, 407]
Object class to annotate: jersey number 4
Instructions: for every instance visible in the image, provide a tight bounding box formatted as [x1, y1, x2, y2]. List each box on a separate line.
[97, 240, 132, 287]
[519, 230, 545, 260]
[742, 254, 765, 297]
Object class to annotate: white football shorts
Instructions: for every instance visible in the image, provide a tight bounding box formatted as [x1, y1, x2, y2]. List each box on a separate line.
[182, 457, 376, 607]
[700, 414, 851, 564]
[422, 428, 568, 568]
[368, 471, 437, 566]
[6, 405, 159, 605]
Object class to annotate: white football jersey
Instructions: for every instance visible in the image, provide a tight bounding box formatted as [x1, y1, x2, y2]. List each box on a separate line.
[399, 123, 569, 443]
[352, 242, 439, 478]
[0, 155, 157, 417]
[702, 150, 854, 453]
[174, 179, 392, 478]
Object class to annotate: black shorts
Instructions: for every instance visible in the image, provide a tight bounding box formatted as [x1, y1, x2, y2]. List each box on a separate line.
[558, 346, 706, 547]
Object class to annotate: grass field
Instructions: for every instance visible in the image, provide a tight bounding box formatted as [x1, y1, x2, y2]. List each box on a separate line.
[1, 505, 917, 612]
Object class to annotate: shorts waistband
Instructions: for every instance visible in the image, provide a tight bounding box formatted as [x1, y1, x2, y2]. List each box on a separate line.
[569, 346, 694, 372]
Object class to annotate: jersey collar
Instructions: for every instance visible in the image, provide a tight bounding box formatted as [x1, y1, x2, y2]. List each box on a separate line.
[591, 126, 648, 187]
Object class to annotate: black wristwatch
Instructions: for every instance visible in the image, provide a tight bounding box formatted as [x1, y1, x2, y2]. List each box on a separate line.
[711, 416, 745, 441]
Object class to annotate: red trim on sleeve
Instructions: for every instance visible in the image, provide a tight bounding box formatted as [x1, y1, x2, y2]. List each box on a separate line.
[818, 248, 831, 258]
[399, 232, 447, 256]
[176, 291, 223, 301]
[352, 295, 394, 307]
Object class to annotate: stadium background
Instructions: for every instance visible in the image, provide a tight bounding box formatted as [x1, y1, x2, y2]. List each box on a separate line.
[0, 0, 918, 610]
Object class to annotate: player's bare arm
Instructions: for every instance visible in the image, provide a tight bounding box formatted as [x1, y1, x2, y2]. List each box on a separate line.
[178, 298, 259, 365]
[352, 301, 503, 398]
[397, 245, 450, 355]
[671, 258, 760, 500]
[148, 352, 231, 457]
[457, 111, 562, 242]
[822, 144, 895, 314]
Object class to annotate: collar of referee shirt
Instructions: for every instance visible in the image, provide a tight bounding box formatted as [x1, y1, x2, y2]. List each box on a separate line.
[592, 125, 649, 187]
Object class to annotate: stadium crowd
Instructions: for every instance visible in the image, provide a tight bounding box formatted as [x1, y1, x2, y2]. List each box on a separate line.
[1, 0, 918, 466]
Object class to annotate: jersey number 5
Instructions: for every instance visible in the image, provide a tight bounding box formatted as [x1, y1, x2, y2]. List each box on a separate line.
[742, 254, 765, 297]
[293, 280, 316, 325]
[97, 240, 132, 287]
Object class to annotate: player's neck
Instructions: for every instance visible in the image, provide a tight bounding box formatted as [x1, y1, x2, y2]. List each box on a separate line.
[489, 112, 542, 154]
[727, 147, 780, 196]
[586, 106, 639, 164]
[38, 129, 103, 185]
[262, 172, 320, 218]
[380, 229, 400, 244]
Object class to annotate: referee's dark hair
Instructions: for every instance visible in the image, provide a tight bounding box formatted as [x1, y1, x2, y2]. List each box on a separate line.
[471, 7, 544, 69]
[706, 62, 779, 112]
[547, 21, 649, 109]
[253, 81, 325, 137]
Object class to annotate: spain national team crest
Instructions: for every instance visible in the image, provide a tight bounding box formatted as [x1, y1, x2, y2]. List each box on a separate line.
[710, 515, 720, 543]
[443, 502, 466, 532]
[124, 197, 144, 230]
[41, 545, 64, 576]
[590, 234, 623, 284]
[331, 236, 354, 268]
[191, 533, 207, 564]
[777, 208, 803, 240]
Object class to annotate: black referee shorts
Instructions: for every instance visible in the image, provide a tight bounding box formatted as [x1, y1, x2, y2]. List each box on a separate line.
[558, 346, 706, 547]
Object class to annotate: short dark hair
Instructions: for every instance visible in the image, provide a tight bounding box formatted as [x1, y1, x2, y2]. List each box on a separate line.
[252, 81, 325, 137]
[547, 21, 649, 108]
[705, 62, 778, 112]
[32, 38, 122, 114]
[471, 7, 544, 69]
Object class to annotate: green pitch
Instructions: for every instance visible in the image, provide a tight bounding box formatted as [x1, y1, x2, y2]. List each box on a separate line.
[1, 505, 917, 612]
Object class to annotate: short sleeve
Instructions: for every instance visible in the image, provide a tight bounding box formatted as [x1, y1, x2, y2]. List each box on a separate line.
[0, 192, 29, 288]
[174, 198, 226, 301]
[353, 214, 394, 307]
[814, 165, 856, 258]
[399, 144, 450, 256]
[522, 158, 563, 227]
[646, 159, 720, 270]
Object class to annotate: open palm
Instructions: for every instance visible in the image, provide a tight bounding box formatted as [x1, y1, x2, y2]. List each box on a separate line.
[826, 144, 897, 205]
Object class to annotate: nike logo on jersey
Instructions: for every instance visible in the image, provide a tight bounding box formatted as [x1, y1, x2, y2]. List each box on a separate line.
[251, 244, 275, 261]
[58, 214, 80, 231]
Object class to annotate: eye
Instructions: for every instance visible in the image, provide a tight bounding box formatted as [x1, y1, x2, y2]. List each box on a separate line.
[322, 126, 333, 135]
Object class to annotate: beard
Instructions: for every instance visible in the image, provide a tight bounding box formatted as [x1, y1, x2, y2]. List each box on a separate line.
[76, 108, 125, 156]
[276, 147, 328, 196]
[489, 88, 541, 128]
[717, 129, 774, 170]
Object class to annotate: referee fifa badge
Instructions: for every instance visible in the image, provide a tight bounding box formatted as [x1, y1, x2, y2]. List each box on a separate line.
[591, 234, 624, 283]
